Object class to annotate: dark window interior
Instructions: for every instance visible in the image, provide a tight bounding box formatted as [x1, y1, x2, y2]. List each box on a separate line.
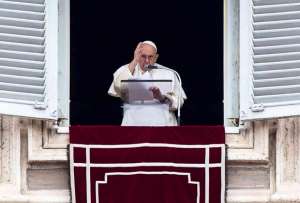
[71, 0, 223, 125]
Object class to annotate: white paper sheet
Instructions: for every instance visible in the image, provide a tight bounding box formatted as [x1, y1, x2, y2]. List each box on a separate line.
[121, 79, 172, 102]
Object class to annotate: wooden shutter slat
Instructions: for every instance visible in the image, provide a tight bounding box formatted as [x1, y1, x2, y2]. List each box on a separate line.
[0, 41, 44, 53]
[0, 65, 44, 77]
[254, 11, 300, 22]
[0, 49, 44, 61]
[254, 0, 300, 6]
[254, 3, 300, 14]
[0, 73, 44, 85]
[0, 58, 44, 69]
[254, 44, 300, 55]
[254, 76, 300, 87]
[0, 89, 44, 101]
[254, 28, 300, 38]
[254, 84, 300, 95]
[254, 35, 300, 46]
[0, 17, 44, 29]
[254, 19, 300, 30]
[254, 60, 300, 71]
[0, 25, 44, 37]
[0, 1, 44, 12]
[0, 8, 44, 20]
[254, 92, 300, 103]
[0, 81, 44, 93]
[254, 52, 300, 63]
[3, 0, 44, 4]
[254, 68, 300, 79]
[0, 33, 43, 45]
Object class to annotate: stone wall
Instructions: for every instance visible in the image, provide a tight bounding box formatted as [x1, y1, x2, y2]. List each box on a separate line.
[0, 115, 299, 202]
[227, 119, 300, 203]
[0, 116, 69, 203]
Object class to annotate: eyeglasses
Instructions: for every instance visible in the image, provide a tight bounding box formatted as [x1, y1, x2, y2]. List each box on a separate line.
[141, 54, 155, 61]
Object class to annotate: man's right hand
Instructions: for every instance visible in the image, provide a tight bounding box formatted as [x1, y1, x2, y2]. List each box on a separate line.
[128, 42, 142, 74]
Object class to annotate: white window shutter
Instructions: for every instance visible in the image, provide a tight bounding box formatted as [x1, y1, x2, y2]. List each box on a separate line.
[240, 0, 300, 121]
[0, 0, 58, 119]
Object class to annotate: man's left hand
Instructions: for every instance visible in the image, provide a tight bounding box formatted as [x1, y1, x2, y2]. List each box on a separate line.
[149, 86, 165, 102]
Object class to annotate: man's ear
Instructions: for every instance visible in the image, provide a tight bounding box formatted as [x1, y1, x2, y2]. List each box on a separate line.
[154, 54, 159, 63]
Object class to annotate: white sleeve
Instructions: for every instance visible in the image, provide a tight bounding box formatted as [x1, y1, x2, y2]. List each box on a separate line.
[108, 65, 133, 97]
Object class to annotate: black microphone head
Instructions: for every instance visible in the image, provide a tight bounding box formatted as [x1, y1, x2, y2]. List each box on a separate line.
[147, 65, 158, 69]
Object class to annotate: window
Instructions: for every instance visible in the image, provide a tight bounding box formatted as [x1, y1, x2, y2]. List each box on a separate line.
[70, 1, 223, 125]
[0, 0, 69, 123]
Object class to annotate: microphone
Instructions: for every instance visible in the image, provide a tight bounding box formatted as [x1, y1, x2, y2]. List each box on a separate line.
[149, 63, 183, 126]
[146, 64, 158, 69]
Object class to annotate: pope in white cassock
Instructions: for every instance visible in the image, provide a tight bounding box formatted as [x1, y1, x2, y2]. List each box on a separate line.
[108, 41, 187, 126]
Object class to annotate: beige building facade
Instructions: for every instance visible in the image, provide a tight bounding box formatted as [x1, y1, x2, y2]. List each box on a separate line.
[0, 0, 299, 202]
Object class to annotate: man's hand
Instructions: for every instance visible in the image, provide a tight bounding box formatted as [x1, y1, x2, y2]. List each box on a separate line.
[128, 42, 142, 74]
[120, 88, 129, 102]
[149, 86, 165, 102]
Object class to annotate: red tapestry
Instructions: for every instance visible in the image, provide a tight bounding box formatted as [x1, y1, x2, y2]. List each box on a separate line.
[70, 126, 225, 203]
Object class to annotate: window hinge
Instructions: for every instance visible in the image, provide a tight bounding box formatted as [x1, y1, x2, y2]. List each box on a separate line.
[250, 104, 264, 112]
[227, 117, 239, 127]
[52, 117, 69, 134]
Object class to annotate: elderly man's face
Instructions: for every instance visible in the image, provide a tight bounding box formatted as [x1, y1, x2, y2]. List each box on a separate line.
[138, 44, 157, 69]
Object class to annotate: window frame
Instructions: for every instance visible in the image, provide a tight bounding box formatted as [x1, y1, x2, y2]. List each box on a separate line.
[57, 0, 70, 128]
[224, 0, 240, 133]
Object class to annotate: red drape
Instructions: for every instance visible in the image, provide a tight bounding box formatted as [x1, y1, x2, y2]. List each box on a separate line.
[70, 125, 225, 203]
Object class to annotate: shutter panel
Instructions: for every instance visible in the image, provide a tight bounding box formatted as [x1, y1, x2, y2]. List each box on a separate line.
[0, 0, 58, 119]
[240, 0, 300, 120]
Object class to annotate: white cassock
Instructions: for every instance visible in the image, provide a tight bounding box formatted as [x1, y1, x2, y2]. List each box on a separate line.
[108, 63, 187, 126]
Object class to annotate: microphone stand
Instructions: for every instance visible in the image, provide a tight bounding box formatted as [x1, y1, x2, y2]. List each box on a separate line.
[149, 64, 183, 126]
